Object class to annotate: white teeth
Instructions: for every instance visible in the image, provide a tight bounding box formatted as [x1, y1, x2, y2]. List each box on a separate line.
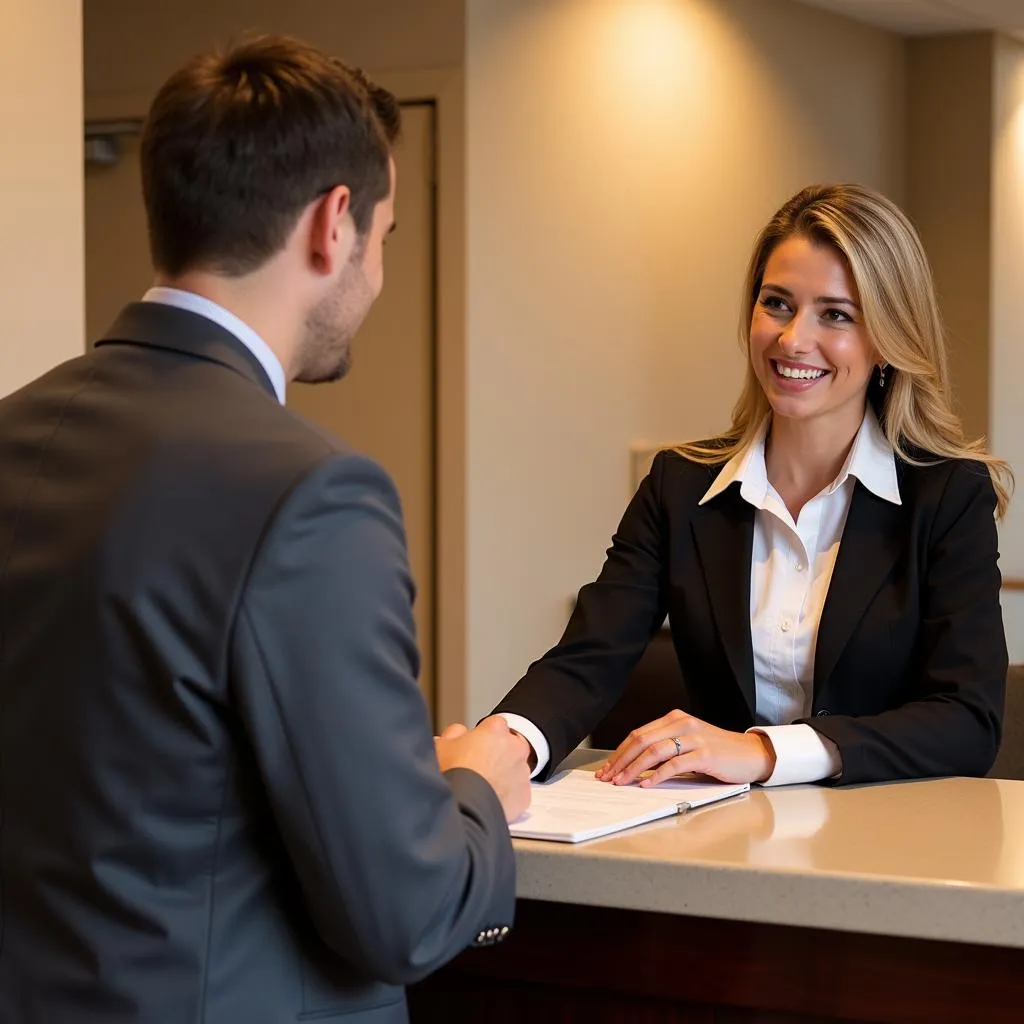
[776, 362, 827, 380]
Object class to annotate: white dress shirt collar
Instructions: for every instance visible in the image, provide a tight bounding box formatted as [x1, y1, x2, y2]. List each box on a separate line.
[699, 406, 901, 509]
[142, 286, 287, 405]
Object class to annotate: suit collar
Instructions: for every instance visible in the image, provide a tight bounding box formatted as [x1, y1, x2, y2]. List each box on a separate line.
[142, 287, 287, 403]
[95, 302, 279, 400]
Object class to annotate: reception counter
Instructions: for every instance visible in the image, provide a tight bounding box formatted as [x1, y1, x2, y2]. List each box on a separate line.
[409, 751, 1024, 1022]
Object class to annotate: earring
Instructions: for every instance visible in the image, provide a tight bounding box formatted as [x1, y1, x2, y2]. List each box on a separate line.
[878, 364, 887, 388]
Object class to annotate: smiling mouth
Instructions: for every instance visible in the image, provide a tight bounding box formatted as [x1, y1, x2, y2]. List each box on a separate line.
[772, 359, 829, 381]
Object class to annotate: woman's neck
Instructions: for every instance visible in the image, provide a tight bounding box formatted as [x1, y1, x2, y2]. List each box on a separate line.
[765, 408, 865, 519]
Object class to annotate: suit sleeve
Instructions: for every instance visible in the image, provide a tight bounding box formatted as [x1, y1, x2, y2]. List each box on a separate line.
[807, 463, 1007, 784]
[492, 453, 670, 778]
[230, 453, 514, 985]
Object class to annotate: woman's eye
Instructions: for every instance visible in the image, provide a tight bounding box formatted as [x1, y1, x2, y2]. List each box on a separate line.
[761, 295, 790, 313]
[822, 308, 853, 324]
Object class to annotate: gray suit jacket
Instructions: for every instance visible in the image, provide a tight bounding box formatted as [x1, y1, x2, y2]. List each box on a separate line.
[0, 302, 514, 1022]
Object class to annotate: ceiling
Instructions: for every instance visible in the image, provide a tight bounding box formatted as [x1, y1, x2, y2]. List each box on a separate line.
[795, 0, 1024, 41]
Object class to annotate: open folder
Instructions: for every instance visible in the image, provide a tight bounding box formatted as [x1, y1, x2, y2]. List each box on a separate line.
[508, 769, 749, 843]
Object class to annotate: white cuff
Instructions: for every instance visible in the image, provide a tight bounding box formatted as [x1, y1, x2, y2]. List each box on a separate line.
[497, 713, 550, 779]
[747, 724, 842, 786]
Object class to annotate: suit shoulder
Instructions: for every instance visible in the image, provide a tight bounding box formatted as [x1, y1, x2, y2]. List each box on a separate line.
[896, 454, 998, 528]
[656, 440, 734, 477]
[183, 375, 389, 486]
[652, 442, 733, 502]
[0, 350, 102, 420]
[276, 403, 350, 458]
[139, 371, 397, 526]
[276, 407, 400, 500]
[897, 452, 995, 499]
[289, 446, 400, 508]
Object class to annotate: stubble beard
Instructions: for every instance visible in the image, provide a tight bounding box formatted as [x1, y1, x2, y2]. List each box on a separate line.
[294, 240, 375, 385]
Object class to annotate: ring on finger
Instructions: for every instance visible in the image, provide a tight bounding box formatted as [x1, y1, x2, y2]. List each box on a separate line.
[671, 736, 682, 758]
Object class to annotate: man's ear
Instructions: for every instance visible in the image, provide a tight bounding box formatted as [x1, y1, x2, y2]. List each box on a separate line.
[309, 185, 355, 277]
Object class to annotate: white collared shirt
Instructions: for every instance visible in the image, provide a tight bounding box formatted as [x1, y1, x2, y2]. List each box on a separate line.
[700, 406, 901, 785]
[505, 407, 902, 786]
[142, 287, 287, 404]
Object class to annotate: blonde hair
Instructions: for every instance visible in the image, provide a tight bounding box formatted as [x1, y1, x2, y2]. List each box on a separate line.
[678, 183, 1013, 518]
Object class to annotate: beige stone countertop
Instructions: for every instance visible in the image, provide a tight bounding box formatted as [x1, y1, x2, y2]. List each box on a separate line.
[513, 750, 1024, 948]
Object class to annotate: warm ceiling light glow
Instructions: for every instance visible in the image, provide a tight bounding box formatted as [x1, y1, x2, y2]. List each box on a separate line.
[602, 0, 698, 95]
[572, 0, 714, 149]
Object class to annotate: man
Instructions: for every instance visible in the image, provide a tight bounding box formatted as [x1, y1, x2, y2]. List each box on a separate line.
[0, 35, 529, 1023]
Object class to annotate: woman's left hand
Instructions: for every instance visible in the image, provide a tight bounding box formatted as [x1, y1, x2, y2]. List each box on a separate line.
[595, 709, 777, 787]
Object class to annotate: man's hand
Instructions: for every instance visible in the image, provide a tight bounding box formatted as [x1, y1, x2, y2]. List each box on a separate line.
[435, 717, 532, 822]
[594, 709, 776, 787]
[435, 722, 469, 744]
[507, 729, 537, 772]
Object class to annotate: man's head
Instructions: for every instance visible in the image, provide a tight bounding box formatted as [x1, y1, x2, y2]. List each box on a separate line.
[140, 35, 400, 382]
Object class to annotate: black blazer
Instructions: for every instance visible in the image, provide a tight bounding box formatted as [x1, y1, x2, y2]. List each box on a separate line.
[0, 303, 513, 1024]
[495, 447, 1007, 785]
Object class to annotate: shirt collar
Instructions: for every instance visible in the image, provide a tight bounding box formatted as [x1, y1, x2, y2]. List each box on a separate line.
[698, 406, 901, 508]
[698, 419, 770, 508]
[142, 287, 287, 405]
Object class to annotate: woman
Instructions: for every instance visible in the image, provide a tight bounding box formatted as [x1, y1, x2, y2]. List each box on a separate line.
[494, 183, 1012, 788]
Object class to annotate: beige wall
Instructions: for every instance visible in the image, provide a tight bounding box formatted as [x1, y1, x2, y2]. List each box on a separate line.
[0, 0, 84, 395]
[906, 35, 994, 444]
[991, 34, 1024, 662]
[464, 0, 906, 721]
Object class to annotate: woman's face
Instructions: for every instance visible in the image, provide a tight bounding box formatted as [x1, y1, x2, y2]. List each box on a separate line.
[749, 235, 878, 433]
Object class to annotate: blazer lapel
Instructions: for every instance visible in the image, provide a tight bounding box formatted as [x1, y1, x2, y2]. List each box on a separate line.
[814, 482, 904, 694]
[692, 490, 756, 716]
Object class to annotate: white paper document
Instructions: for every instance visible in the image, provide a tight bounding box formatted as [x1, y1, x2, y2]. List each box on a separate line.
[509, 769, 749, 843]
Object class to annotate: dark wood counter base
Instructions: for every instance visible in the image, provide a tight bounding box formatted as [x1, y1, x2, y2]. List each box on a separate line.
[408, 899, 1024, 1023]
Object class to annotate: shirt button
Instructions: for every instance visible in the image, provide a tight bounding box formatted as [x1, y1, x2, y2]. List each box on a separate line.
[780, 618, 793, 632]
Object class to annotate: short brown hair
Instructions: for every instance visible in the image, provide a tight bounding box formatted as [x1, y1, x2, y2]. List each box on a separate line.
[140, 35, 401, 277]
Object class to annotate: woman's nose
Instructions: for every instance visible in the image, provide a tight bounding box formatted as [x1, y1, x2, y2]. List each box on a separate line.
[777, 310, 816, 355]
